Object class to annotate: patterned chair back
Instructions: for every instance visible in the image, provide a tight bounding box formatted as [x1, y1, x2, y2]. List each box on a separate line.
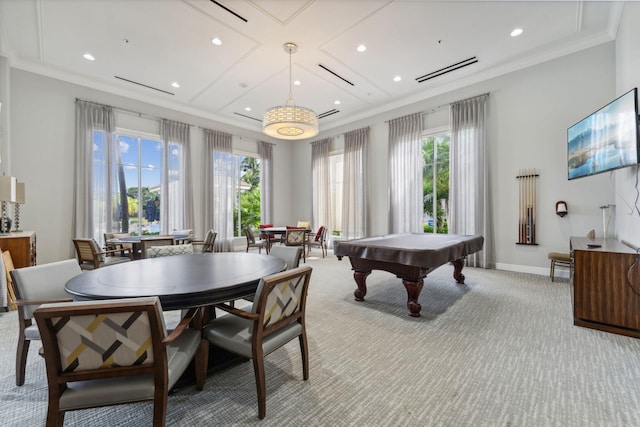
[250, 266, 312, 334]
[285, 229, 306, 246]
[141, 237, 175, 258]
[148, 243, 194, 258]
[34, 297, 166, 377]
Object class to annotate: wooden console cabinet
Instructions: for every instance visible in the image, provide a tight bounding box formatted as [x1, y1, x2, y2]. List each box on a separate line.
[0, 231, 36, 268]
[571, 237, 640, 338]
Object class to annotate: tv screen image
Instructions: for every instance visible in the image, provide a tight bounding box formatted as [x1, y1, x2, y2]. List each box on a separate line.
[567, 88, 639, 180]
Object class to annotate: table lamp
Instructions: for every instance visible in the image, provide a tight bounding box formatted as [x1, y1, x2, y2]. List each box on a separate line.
[13, 181, 25, 232]
[0, 175, 16, 234]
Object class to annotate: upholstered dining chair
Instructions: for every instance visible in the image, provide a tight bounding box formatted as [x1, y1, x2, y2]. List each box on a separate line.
[141, 237, 175, 259]
[33, 296, 207, 427]
[296, 220, 311, 229]
[258, 223, 280, 248]
[268, 246, 302, 270]
[103, 232, 133, 257]
[307, 226, 327, 258]
[285, 228, 307, 263]
[72, 238, 131, 270]
[245, 227, 269, 254]
[192, 229, 217, 253]
[203, 266, 313, 419]
[9, 259, 82, 386]
[3, 250, 17, 310]
[147, 243, 194, 258]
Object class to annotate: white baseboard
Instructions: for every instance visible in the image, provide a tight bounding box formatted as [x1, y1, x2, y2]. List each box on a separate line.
[495, 262, 569, 279]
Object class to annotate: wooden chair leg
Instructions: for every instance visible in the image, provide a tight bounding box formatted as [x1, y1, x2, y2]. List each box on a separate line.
[16, 336, 30, 386]
[299, 333, 309, 380]
[253, 355, 267, 419]
[550, 259, 555, 282]
[46, 402, 64, 427]
[152, 386, 169, 427]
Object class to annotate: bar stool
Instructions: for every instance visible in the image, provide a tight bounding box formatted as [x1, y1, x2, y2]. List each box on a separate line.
[548, 252, 571, 281]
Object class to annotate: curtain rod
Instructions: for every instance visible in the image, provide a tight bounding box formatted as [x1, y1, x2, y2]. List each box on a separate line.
[75, 97, 193, 127]
[384, 91, 491, 123]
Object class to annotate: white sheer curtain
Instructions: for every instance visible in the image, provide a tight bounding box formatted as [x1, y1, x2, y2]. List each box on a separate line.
[160, 119, 193, 234]
[342, 127, 368, 239]
[449, 93, 493, 268]
[74, 99, 114, 241]
[388, 113, 423, 234]
[311, 138, 332, 234]
[204, 129, 235, 252]
[258, 141, 274, 224]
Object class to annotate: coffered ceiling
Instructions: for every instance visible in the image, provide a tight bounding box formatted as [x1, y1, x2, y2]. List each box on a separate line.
[0, 0, 622, 137]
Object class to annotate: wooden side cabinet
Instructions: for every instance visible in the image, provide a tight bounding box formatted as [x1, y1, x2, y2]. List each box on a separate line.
[0, 231, 36, 268]
[571, 237, 640, 338]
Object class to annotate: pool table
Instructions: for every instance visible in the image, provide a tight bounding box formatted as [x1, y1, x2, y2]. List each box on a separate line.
[335, 233, 485, 317]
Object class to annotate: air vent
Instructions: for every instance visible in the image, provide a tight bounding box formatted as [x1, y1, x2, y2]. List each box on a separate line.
[415, 57, 478, 83]
[318, 64, 354, 86]
[114, 76, 174, 95]
[318, 109, 339, 119]
[210, 0, 248, 22]
[234, 112, 262, 122]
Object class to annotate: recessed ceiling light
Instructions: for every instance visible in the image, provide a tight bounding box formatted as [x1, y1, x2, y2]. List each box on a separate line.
[171, 82, 180, 88]
[211, 37, 222, 46]
[334, 100, 341, 105]
[245, 107, 252, 112]
[294, 80, 302, 86]
[357, 44, 367, 53]
[393, 75, 402, 82]
[511, 28, 523, 37]
[83, 53, 95, 61]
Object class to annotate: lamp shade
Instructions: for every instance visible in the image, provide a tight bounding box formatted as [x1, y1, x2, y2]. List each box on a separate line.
[263, 105, 319, 140]
[15, 182, 25, 204]
[0, 176, 17, 203]
[262, 42, 319, 140]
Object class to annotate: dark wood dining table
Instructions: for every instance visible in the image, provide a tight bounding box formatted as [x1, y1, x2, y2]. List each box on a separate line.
[65, 252, 286, 311]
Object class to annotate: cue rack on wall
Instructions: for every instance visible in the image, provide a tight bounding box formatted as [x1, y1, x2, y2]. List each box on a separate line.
[516, 169, 539, 245]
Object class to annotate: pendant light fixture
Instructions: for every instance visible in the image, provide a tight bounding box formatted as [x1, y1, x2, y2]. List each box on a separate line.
[263, 42, 319, 140]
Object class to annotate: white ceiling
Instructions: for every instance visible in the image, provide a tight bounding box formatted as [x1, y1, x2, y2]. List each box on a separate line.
[0, 0, 622, 137]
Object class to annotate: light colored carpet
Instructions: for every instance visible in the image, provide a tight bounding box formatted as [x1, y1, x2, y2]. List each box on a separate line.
[2, 252, 640, 426]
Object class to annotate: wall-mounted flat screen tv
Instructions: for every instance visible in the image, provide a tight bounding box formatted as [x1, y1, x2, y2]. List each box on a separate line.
[568, 88, 640, 180]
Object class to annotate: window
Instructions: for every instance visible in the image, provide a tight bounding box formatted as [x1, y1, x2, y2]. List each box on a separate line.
[329, 151, 343, 236]
[233, 154, 261, 237]
[212, 150, 261, 238]
[93, 130, 186, 241]
[422, 130, 450, 233]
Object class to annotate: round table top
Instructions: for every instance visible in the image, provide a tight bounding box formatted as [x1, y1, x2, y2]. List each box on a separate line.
[108, 234, 189, 243]
[65, 253, 286, 310]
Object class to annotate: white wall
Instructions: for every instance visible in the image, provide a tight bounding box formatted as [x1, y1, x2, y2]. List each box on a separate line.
[292, 43, 616, 275]
[4, 41, 619, 272]
[614, 2, 640, 250]
[7, 68, 293, 263]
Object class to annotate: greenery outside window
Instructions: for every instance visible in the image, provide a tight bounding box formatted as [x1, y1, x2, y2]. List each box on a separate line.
[422, 129, 450, 233]
[93, 131, 171, 238]
[232, 154, 261, 237]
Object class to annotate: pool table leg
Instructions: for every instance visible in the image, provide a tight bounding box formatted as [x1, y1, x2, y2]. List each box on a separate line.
[452, 259, 466, 284]
[402, 279, 424, 317]
[353, 269, 371, 301]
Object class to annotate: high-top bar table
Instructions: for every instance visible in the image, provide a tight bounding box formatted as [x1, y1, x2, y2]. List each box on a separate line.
[335, 233, 484, 317]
